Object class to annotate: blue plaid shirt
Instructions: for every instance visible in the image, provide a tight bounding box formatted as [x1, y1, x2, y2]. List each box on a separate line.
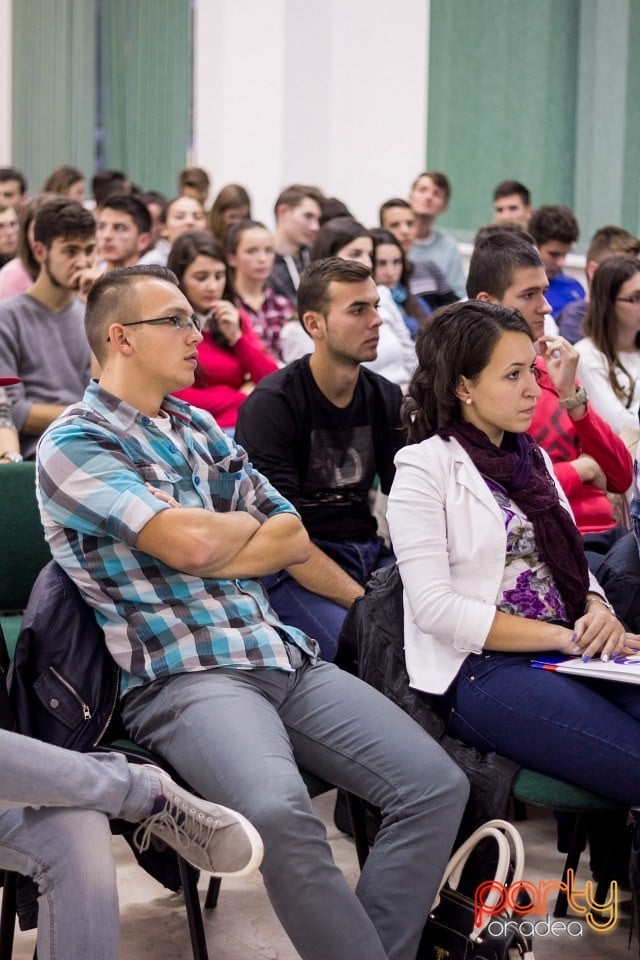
[37, 381, 318, 695]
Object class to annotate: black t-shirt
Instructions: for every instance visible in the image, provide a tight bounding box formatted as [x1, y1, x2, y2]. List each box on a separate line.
[235, 356, 403, 542]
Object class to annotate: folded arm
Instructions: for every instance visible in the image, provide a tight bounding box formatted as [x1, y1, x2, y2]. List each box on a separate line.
[136, 505, 309, 579]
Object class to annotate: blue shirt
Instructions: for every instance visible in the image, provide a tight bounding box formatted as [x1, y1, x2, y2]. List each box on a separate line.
[546, 273, 585, 318]
[37, 381, 318, 695]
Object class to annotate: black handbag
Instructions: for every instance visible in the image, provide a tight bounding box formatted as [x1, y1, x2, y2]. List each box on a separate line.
[419, 819, 534, 960]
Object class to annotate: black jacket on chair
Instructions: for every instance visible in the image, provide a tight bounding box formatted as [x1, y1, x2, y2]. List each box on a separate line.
[338, 563, 519, 840]
[9, 561, 119, 748]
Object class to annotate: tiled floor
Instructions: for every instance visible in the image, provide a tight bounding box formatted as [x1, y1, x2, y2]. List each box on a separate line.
[4, 793, 634, 959]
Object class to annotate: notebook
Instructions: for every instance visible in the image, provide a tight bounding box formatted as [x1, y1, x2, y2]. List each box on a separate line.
[531, 652, 640, 685]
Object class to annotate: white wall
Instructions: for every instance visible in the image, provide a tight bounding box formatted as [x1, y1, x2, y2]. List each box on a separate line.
[0, 0, 11, 164]
[193, 0, 430, 228]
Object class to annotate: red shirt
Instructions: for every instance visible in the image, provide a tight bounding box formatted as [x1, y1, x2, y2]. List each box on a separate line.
[528, 357, 632, 533]
[175, 319, 277, 429]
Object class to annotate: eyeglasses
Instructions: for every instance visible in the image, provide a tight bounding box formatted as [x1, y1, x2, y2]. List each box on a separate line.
[106, 313, 201, 342]
[122, 314, 201, 331]
[616, 291, 640, 304]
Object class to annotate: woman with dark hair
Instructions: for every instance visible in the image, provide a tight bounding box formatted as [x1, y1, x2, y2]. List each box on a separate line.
[370, 228, 430, 339]
[387, 299, 640, 803]
[576, 255, 640, 451]
[209, 184, 251, 244]
[168, 231, 277, 432]
[42, 165, 86, 203]
[225, 219, 295, 362]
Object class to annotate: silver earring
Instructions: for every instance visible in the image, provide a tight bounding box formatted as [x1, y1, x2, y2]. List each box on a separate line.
[465, 398, 472, 405]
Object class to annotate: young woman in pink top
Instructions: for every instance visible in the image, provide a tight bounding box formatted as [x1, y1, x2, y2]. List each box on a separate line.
[168, 232, 277, 432]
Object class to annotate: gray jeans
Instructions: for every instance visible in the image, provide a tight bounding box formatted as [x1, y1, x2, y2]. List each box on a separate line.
[0, 729, 159, 960]
[122, 654, 468, 960]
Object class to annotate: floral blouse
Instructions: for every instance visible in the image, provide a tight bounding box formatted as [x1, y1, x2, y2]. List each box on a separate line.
[484, 478, 568, 623]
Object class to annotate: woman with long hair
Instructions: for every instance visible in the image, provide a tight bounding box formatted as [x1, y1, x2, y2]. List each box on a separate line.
[42, 165, 86, 203]
[370, 228, 430, 339]
[576, 255, 640, 450]
[225, 219, 295, 362]
[388, 299, 640, 803]
[208, 184, 251, 244]
[168, 231, 277, 431]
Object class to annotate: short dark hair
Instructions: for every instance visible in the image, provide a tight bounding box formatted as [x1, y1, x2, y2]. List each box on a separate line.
[178, 166, 210, 193]
[100, 193, 152, 235]
[403, 300, 532, 442]
[297, 257, 372, 328]
[0, 167, 27, 194]
[467, 231, 542, 300]
[492, 180, 531, 205]
[411, 171, 451, 202]
[274, 184, 324, 218]
[33, 197, 95, 248]
[85, 264, 178, 363]
[528, 205, 579, 246]
[379, 197, 412, 226]
[139, 190, 168, 216]
[586, 225, 640, 264]
[310, 217, 370, 262]
[92, 170, 131, 207]
[473, 223, 536, 247]
[319, 196, 352, 226]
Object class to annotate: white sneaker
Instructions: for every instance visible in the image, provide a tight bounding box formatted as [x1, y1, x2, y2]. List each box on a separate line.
[133, 766, 263, 877]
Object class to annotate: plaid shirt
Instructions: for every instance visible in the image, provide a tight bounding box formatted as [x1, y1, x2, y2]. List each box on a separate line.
[37, 381, 318, 695]
[234, 287, 295, 362]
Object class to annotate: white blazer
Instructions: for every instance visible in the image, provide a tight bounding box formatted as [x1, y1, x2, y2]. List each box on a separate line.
[387, 435, 605, 695]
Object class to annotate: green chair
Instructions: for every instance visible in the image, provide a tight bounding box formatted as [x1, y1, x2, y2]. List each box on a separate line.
[0, 462, 51, 651]
[512, 768, 623, 916]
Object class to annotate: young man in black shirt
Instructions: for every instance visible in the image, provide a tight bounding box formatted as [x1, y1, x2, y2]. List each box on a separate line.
[236, 258, 401, 659]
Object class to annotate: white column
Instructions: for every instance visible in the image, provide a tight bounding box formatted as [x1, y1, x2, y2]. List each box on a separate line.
[193, 0, 430, 228]
[0, 0, 12, 164]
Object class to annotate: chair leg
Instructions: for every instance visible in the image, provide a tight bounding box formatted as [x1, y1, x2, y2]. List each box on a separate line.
[0, 871, 17, 960]
[204, 877, 221, 910]
[177, 858, 209, 960]
[554, 812, 585, 917]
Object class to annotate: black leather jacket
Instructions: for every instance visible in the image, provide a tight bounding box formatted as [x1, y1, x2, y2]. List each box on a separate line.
[338, 563, 520, 840]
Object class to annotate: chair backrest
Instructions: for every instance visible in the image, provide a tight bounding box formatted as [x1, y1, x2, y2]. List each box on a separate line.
[0, 462, 51, 612]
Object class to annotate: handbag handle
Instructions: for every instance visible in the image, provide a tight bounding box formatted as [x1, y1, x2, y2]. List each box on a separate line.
[431, 818, 526, 941]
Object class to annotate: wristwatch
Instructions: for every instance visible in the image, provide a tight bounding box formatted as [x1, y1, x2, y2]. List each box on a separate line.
[0, 451, 23, 463]
[558, 385, 588, 411]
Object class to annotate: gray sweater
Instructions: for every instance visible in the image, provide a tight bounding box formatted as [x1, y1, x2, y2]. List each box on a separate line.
[0, 293, 90, 458]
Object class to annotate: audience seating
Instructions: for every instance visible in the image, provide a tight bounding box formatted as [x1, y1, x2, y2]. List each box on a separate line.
[0, 463, 51, 651]
[1, 559, 370, 960]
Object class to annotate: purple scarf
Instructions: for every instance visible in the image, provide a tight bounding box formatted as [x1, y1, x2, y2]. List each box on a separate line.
[441, 421, 590, 623]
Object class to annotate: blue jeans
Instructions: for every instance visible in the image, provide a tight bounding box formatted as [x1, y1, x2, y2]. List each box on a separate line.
[263, 537, 395, 661]
[122, 654, 468, 960]
[445, 651, 640, 804]
[0, 729, 160, 960]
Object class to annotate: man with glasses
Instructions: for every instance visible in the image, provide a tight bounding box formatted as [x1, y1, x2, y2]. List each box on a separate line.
[0, 197, 96, 459]
[36, 264, 468, 960]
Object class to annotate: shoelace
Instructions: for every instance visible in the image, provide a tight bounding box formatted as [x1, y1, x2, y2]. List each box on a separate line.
[133, 796, 221, 855]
